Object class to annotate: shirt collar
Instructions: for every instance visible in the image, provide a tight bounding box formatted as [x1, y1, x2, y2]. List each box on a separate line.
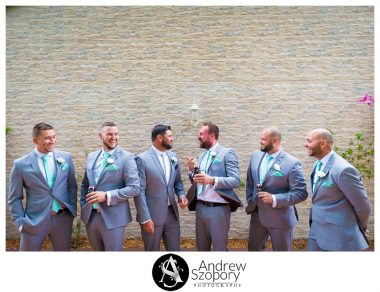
[319, 150, 334, 166]
[151, 145, 167, 156]
[34, 148, 53, 159]
[208, 143, 219, 153]
[101, 147, 116, 157]
[266, 148, 282, 160]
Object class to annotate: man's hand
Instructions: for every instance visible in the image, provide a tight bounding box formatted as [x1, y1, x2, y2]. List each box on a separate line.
[193, 173, 214, 185]
[179, 196, 188, 209]
[86, 191, 107, 204]
[187, 157, 197, 172]
[142, 220, 155, 234]
[258, 191, 273, 205]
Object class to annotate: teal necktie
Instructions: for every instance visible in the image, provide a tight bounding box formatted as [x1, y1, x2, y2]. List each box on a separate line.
[313, 160, 323, 191]
[259, 154, 273, 184]
[93, 152, 110, 208]
[95, 152, 110, 184]
[41, 154, 60, 213]
[197, 150, 211, 195]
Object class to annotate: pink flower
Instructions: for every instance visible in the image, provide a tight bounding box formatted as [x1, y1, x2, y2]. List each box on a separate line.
[359, 94, 374, 107]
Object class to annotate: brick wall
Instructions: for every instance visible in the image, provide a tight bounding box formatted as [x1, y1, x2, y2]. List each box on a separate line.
[6, 6, 374, 241]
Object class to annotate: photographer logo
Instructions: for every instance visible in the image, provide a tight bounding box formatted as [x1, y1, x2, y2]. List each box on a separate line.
[152, 253, 189, 291]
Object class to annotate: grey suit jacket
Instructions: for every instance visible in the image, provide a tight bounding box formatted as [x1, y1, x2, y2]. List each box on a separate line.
[246, 150, 308, 229]
[187, 145, 242, 212]
[80, 146, 140, 229]
[8, 150, 77, 234]
[134, 148, 185, 225]
[309, 152, 371, 250]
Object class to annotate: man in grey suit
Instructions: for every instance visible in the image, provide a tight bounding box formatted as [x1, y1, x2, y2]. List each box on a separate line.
[305, 128, 371, 251]
[8, 122, 77, 251]
[246, 127, 308, 251]
[80, 122, 140, 251]
[134, 124, 187, 251]
[187, 121, 242, 251]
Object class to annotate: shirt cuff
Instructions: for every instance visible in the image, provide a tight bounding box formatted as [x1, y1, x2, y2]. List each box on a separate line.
[272, 195, 277, 208]
[19, 225, 23, 232]
[212, 177, 219, 188]
[106, 191, 111, 206]
[140, 219, 152, 224]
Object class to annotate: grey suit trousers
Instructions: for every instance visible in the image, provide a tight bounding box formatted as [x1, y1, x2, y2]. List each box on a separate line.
[196, 202, 231, 251]
[20, 209, 73, 251]
[85, 211, 125, 251]
[248, 210, 292, 251]
[141, 205, 180, 251]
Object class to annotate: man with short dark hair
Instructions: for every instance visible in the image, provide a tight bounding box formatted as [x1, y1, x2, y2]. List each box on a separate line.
[80, 122, 140, 251]
[134, 124, 187, 251]
[8, 122, 77, 251]
[187, 121, 242, 251]
[305, 128, 371, 251]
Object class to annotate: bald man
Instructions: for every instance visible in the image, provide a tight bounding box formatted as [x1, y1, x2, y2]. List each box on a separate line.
[246, 127, 308, 251]
[305, 128, 371, 251]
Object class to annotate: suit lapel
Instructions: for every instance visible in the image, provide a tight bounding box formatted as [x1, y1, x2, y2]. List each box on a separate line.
[197, 151, 207, 171]
[52, 152, 60, 191]
[30, 152, 50, 188]
[310, 161, 318, 194]
[167, 152, 175, 185]
[262, 150, 284, 184]
[255, 152, 265, 183]
[313, 153, 335, 195]
[89, 150, 102, 185]
[206, 145, 222, 173]
[149, 148, 167, 184]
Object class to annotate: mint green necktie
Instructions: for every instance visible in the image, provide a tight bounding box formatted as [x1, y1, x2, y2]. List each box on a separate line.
[41, 154, 60, 213]
[93, 152, 110, 208]
[312, 160, 323, 192]
[95, 152, 111, 184]
[197, 150, 211, 195]
[259, 154, 273, 184]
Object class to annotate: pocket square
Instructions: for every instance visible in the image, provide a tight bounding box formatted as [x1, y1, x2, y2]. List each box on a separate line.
[60, 164, 69, 171]
[273, 170, 283, 177]
[212, 158, 221, 164]
[321, 181, 333, 187]
[107, 164, 118, 171]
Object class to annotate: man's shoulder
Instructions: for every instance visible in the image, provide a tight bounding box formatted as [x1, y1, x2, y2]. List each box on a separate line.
[137, 148, 151, 159]
[14, 151, 34, 165]
[116, 146, 135, 158]
[280, 151, 300, 164]
[54, 149, 72, 158]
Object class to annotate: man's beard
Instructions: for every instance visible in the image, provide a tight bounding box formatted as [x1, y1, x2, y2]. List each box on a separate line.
[199, 139, 212, 149]
[162, 141, 172, 150]
[260, 142, 273, 153]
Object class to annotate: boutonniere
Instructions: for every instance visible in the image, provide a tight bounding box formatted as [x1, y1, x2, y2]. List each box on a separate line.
[106, 157, 118, 171]
[210, 151, 217, 159]
[170, 157, 178, 164]
[316, 170, 326, 179]
[274, 163, 281, 171]
[56, 157, 68, 171]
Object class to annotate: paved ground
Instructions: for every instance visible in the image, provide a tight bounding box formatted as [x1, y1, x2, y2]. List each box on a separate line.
[6, 237, 374, 251]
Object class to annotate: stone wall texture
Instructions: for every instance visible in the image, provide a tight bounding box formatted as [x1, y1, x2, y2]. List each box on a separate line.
[6, 6, 374, 241]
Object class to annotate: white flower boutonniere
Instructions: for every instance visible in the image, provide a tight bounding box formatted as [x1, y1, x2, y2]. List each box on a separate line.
[56, 157, 68, 171]
[106, 157, 115, 165]
[57, 157, 65, 165]
[274, 163, 281, 171]
[170, 157, 178, 164]
[210, 151, 217, 159]
[317, 170, 326, 179]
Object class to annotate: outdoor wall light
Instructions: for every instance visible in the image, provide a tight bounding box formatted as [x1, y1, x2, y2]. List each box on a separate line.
[190, 101, 200, 127]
